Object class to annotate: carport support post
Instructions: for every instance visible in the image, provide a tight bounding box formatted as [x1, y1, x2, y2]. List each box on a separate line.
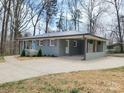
[94, 40, 97, 52]
[84, 37, 87, 60]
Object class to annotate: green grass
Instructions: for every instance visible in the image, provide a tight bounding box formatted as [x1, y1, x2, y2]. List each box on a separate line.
[0, 67, 124, 93]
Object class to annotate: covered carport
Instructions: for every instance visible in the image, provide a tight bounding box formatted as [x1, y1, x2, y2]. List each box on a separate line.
[83, 34, 107, 60]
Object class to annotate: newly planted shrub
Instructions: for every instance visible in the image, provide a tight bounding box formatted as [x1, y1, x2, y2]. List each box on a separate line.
[70, 88, 79, 93]
[21, 49, 25, 57]
[51, 55, 56, 57]
[43, 55, 46, 57]
[37, 49, 42, 57]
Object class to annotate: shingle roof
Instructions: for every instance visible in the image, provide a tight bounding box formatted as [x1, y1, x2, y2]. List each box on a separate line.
[19, 31, 107, 40]
[38, 31, 85, 37]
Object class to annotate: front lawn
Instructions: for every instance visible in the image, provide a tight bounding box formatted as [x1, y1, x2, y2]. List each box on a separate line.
[0, 67, 124, 93]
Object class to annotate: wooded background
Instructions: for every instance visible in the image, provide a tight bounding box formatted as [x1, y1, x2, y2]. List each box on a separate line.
[0, 0, 124, 56]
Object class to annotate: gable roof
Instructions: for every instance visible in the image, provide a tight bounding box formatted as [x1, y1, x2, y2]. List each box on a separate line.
[19, 31, 107, 41]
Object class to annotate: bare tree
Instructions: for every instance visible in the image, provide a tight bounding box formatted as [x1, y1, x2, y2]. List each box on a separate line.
[107, 0, 124, 52]
[0, 0, 11, 55]
[10, 0, 35, 54]
[43, 0, 58, 33]
[80, 0, 108, 34]
[0, 0, 45, 55]
[56, 12, 64, 32]
[56, 0, 64, 32]
[29, 0, 46, 36]
[68, 0, 82, 31]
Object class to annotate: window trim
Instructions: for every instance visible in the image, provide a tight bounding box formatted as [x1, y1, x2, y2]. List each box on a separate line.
[50, 39, 55, 46]
[39, 40, 44, 46]
[66, 40, 69, 47]
[73, 40, 78, 47]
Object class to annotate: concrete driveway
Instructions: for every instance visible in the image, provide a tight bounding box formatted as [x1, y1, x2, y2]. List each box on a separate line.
[0, 56, 124, 84]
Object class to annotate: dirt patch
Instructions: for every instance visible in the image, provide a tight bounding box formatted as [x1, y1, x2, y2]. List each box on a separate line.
[15, 56, 50, 61]
[0, 56, 5, 63]
[107, 53, 124, 57]
[0, 67, 124, 93]
[16, 56, 57, 62]
[16, 56, 41, 61]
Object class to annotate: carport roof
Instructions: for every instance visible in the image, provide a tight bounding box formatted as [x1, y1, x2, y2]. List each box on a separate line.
[19, 31, 107, 41]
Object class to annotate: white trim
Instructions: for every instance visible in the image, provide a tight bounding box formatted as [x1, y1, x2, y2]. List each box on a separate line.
[66, 40, 69, 47]
[73, 40, 78, 47]
[39, 40, 44, 46]
[50, 39, 55, 46]
[65, 40, 69, 54]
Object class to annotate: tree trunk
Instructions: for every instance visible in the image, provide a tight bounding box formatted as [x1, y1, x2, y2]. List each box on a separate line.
[13, 0, 20, 54]
[0, 0, 11, 56]
[74, 20, 76, 30]
[114, 0, 123, 52]
[10, 30, 14, 54]
[0, 9, 6, 55]
[4, 0, 11, 54]
[89, 19, 92, 33]
[78, 19, 79, 31]
[33, 25, 36, 36]
[45, 16, 50, 33]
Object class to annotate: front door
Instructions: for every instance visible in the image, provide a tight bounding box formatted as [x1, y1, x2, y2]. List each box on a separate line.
[65, 40, 69, 54]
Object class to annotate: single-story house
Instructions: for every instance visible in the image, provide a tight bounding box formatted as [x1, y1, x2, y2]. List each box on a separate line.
[18, 31, 107, 60]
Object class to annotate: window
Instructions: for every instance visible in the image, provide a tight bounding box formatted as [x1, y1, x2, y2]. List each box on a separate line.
[39, 40, 44, 46]
[89, 40, 93, 44]
[50, 40, 56, 46]
[73, 40, 77, 47]
[98, 41, 101, 45]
